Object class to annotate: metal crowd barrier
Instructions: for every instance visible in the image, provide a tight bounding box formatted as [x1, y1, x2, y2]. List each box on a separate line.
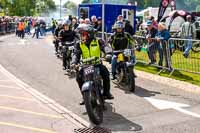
[169, 38, 200, 75]
[132, 35, 173, 75]
[0, 22, 16, 35]
[97, 32, 200, 76]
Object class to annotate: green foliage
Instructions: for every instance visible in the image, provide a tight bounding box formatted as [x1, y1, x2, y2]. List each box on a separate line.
[0, 0, 56, 16]
[63, 1, 78, 16]
[196, 5, 200, 12]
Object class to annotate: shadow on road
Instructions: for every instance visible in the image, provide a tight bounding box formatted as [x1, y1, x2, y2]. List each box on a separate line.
[101, 102, 143, 132]
[113, 82, 161, 97]
[134, 86, 161, 97]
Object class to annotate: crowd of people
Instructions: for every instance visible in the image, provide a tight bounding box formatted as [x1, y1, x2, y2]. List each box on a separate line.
[136, 14, 198, 71]
[0, 16, 16, 34]
[15, 17, 47, 39]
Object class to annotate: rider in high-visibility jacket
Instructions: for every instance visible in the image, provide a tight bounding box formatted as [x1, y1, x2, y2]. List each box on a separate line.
[72, 24, 114, 105]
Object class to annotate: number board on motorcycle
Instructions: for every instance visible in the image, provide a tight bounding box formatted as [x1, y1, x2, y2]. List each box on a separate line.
[68, 46, 74, 50]
[84, 66, 95, 75]
[124, 49, 132, 57]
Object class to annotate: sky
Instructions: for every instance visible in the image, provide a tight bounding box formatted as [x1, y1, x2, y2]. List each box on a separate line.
[53, 0, 82, 5]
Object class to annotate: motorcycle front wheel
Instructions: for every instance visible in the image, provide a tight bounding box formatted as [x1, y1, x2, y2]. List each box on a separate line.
[83, 89, 103, 125]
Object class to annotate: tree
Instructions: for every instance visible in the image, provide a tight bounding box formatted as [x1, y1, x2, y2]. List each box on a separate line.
[63, 1, 78, 16]
[0, 0, 56, 16]
[196, 5, 200, 12]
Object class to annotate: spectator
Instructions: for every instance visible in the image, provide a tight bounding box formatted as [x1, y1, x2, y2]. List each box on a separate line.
[71, 17, 79, 31]
[146, 20, 158, 64]
[85, 18, 91, 24]
[51, 18, 57, 34]
[18, 19, 25, 39]
[180, 15, 196, 58]
[32, 21, 40, 39]
[124, 20, 134, 35]
[91, 15, 98, 29]
[117, 15, 124, 22]
[149, 16, 158, 29]
[155, 22, 171, 68]
[96, 17, 102, 31]
[79, 18, 85, 24]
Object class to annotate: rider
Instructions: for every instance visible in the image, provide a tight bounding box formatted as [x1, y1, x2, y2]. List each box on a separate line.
[53, 22, 63, 54]
[109, 21, 135, 80]
[58, 20, 78, 70]
[71, 24, 114, 105]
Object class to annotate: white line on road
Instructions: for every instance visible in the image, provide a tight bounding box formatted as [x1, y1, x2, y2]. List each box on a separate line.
[0, 80, 13, 82]
[145, 97, 200, 118]
[0, 85, 22, 90]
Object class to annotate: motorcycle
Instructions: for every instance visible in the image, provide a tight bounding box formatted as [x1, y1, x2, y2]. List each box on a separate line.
[56, 41, 63, 58]
[62, 41, 75, 71]
[111, 48, 136, 92]
[79, 57, 104, 125]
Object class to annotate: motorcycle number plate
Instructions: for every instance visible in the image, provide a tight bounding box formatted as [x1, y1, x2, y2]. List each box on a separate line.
[124, 49, 132, 57]
[84, 66, 94, 75]
[68, 46, 74, 50]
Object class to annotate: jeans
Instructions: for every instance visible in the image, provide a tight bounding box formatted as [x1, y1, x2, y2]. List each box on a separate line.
[111, 54, 135, 76]
[184, 36, 192, 56]
[147, 42, 159, 63]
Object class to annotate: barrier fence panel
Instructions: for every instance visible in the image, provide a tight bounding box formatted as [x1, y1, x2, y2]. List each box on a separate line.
[96, 33, 200, 75]
[169, 38, 200, 74]
[0, 23, 6, 34]
[0, 22, 16, 35]
[133, 35, 172, 73]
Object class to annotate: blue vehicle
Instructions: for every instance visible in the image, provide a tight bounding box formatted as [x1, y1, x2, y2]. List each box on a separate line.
[78, 3, 137, 33]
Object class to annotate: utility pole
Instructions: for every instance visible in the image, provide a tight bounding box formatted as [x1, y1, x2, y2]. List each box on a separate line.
[60, 0, 62, 19]
[102, 0, 105, 40]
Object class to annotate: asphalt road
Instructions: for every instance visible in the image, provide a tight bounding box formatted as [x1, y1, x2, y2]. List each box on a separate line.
[0, 34, 200, 133]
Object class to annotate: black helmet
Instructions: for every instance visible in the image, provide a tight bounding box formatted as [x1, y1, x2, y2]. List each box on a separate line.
[113, 21, 124, 29]
[63, 19, 71, 26]
[77, 24, 96, 40]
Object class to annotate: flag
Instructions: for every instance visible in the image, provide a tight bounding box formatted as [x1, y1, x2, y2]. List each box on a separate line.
[157, 0, 169, 22]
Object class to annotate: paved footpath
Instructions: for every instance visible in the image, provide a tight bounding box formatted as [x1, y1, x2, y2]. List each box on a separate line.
[0, 64, 88, 133]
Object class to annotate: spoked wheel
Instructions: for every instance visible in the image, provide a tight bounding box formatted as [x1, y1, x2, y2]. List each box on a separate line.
[116, 68, 125, 84]
[192, 42, 200, 53]
[83, 89, 103, 125]
[128, 70, 135, 92]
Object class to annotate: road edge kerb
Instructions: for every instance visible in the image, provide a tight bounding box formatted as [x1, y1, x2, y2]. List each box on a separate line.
[103, 61, 200, 94]
[0, 64, 90, 128]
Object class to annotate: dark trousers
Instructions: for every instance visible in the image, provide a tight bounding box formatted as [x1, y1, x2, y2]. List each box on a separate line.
[76, 64, 110, 96]
[54, 40, 59, 52]
[62, 47, 72, 69]
[158, 42, 171, 68]
[147, 42, 158, 63]
[19, 30, 25, 39]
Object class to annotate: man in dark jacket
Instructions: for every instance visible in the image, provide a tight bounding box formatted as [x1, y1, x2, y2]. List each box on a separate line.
[146, 20, 158, 64]
[59, 20, 78, 70]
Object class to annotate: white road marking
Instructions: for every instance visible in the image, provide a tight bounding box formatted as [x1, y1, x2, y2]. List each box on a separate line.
[145, 97, 200, 118]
